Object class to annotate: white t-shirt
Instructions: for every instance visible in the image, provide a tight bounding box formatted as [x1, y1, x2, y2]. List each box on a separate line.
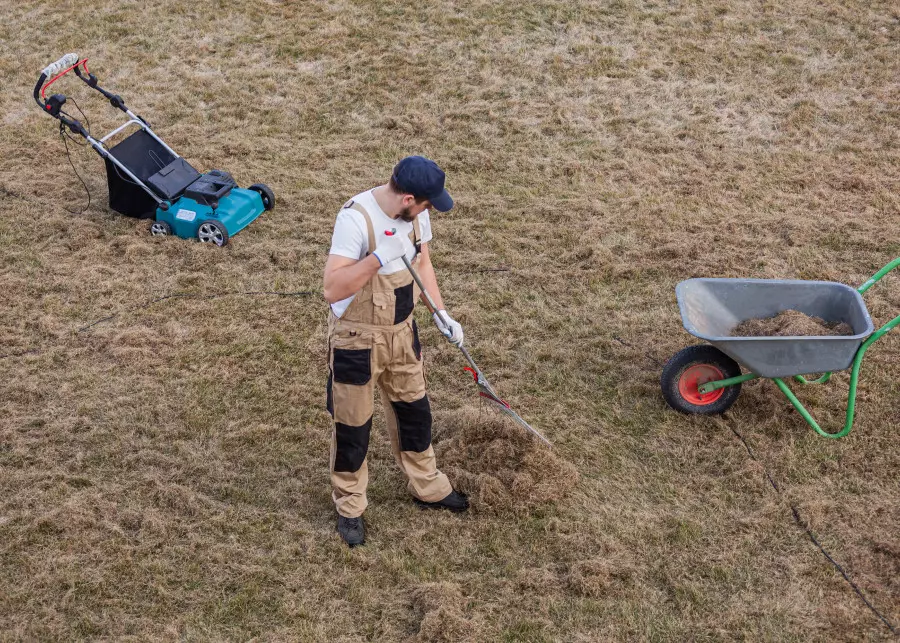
[328, 189, 433, 318]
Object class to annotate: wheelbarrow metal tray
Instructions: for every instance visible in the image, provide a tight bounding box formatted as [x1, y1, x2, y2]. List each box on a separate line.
[676, 279, 874, 378]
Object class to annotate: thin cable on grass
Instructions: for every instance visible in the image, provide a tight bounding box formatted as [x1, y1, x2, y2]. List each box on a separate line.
[75, 290, 319, 333]
[726, 420, 898, 635]
[60, 128, 92, 215]
[612, 335, 664, 367]
[0, 185, 24, 200]
[0, 348, 43, 360]
[0, 290, 319, 359]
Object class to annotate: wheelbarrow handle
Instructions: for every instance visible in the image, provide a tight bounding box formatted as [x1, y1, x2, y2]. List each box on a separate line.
[857, 257, 900, 294]
[773, 256, 900, 439]
[857, 256, 900, 344]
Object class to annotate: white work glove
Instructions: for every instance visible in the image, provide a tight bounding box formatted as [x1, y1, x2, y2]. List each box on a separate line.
[372, 231, 412, 267]
[433, 310, 464, 347]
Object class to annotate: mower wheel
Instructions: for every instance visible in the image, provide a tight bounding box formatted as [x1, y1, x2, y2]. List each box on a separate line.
[248, 183, 275, 211]
[661, 345, 743, 415]
[197, 220, 229, 247]
[149, 221, 172, 236]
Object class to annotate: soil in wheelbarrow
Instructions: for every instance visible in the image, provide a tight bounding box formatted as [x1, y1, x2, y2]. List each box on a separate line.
[433, 406, 578, 514]
[731, 309, 854, 337]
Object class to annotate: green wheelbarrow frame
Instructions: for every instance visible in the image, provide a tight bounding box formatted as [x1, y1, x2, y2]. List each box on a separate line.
[671, 258, 899, 439]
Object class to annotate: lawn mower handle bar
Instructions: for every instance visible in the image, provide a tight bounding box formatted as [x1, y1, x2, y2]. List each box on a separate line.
[41, 53, 79, 81]
[33, 60, 89, 137]
[34, 53, 144, 126]
[73, 62, 133, 115]
[33, 53, 79, 112]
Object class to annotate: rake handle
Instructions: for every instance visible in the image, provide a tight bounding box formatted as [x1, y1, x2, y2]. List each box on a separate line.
[400, 255, 480, 374]
[401, 255, 553, 448]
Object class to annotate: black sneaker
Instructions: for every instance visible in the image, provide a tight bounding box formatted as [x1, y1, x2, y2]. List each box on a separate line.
[337, 515, 365, 547]
[414, 490, 469, 513]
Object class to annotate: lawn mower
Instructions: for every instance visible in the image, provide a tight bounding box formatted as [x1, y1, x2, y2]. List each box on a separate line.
[661, 258, 899, 438]
[33, 54, 273, 246]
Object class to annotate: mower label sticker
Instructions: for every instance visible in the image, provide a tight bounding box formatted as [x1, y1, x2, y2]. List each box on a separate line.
[175, 209, 196, 222]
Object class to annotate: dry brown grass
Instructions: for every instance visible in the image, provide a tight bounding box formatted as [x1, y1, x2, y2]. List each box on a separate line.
[1, 0, 898, 641]
[732, 310, 854, 337]
[434, 406, 579, 514]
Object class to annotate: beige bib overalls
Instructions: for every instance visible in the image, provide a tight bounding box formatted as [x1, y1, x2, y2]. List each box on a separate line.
[326, 201, 452, 518]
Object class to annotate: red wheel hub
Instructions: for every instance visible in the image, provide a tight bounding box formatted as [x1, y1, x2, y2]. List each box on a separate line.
[678, 364, 725, 405]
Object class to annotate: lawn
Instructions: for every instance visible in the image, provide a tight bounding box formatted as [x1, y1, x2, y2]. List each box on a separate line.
[0, 1, 897, 640]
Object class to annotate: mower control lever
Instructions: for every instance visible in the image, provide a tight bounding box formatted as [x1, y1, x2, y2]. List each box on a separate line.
[73, 63, 129, 113]
[45, 94, 67, 117]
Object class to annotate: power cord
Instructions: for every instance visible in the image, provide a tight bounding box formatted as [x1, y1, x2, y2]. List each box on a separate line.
[0, 289, 318, 360]
[58, 98, 92, 215]
[614, 332, 896, 635]
[75, 289, 319, 333]
[725, 419, 897, 635]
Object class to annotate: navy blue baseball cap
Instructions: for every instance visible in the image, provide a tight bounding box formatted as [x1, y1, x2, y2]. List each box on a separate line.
[392, 156, 454, 212]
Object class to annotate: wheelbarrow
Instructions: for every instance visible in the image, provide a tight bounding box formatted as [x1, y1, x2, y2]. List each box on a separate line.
[660, 258, 899, 438]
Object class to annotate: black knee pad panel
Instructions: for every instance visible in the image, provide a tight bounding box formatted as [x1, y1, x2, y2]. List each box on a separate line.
[334, 417, 372, 472]
[391, 396, 432, 452]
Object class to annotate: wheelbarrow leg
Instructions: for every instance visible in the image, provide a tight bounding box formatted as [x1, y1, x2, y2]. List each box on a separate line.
[771, 315, 898, 438]
[772, 378, 856, 439]
[793, 373, 833, 385]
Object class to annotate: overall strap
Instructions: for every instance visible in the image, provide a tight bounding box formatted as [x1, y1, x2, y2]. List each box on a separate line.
[412, 216, 422, 251]
[343, 199, 376, 255]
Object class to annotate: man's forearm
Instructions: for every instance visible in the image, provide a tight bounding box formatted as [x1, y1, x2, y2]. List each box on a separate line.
[324, 255, 382, 303]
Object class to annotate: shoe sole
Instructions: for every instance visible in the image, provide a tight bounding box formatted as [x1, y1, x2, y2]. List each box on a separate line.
[339, 534, 365, 547]
[413, 499, 469, 513]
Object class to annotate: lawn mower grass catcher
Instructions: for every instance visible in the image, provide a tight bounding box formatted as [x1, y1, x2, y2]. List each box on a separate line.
[34, 54, 274, 246]
[661, 258, 900, 438]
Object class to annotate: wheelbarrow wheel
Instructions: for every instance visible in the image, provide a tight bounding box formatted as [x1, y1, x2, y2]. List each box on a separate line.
[661, 345, 743, 415]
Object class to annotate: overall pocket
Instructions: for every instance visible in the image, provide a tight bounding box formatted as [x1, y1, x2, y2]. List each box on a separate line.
[331, 331, 373, 385]
[371, 291, 396, 326]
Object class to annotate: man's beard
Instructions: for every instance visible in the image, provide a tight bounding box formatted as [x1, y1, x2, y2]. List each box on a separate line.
[398, 207, 416, 222]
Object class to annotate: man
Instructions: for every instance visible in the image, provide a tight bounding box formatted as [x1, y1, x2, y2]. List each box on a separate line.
[323, 156, 469, 547]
